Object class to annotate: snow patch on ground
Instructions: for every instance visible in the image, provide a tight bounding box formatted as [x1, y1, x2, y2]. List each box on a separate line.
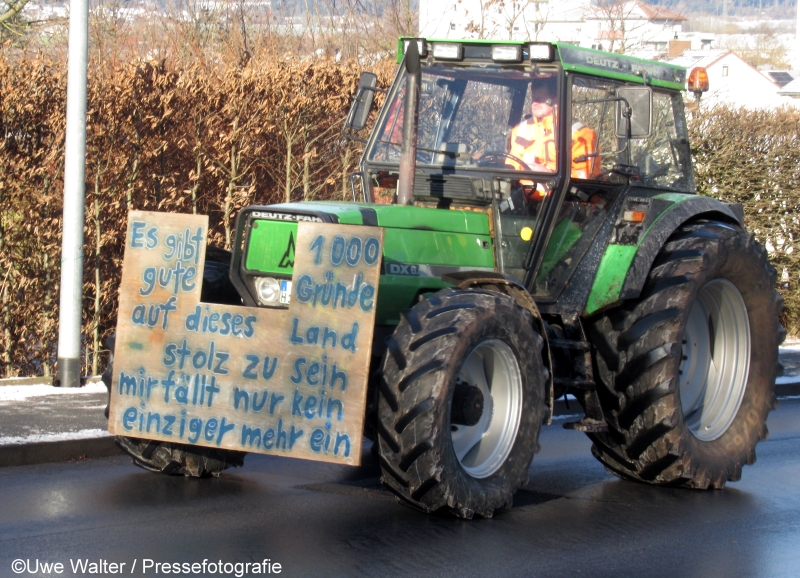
[0, 382, 107, 402]
[0, 428, 111, 446]
[776, 375, 800, 385]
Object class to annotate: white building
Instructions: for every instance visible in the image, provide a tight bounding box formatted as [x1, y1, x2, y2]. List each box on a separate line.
[669, 49, 796, 109]
[778, 77, 800, 99]
[418, 0, 686, 56]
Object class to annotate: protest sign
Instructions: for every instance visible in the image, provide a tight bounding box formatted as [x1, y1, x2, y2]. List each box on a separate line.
[108, 211, 383, 466]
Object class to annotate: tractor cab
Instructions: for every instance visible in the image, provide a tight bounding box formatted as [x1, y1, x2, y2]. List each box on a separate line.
[345, 40, 695, 305]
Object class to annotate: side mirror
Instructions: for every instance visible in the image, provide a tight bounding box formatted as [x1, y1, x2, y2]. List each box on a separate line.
[345, 72, 378, 132]
[615, 86, 652, 139]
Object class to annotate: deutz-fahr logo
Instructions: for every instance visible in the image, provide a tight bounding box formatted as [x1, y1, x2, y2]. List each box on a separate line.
[251, 211, 323, 223]
[279, 232, 295, 268]
[386, 263, 419, 276]
[586, 55, 621, 69]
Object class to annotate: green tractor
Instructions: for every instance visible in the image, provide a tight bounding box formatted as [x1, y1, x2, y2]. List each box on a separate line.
[107, 39, 783, 518]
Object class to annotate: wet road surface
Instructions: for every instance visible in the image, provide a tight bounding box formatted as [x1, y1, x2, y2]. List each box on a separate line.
[1, 399, 798, 578]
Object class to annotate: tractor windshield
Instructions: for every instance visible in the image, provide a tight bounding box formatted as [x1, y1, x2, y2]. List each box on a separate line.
[368, 64, 560, 174]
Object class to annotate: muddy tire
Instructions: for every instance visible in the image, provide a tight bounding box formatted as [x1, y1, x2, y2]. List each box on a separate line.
[200, 246, 243, 306]
[376, 288, 547, 518]
[115, 436, 245, 477]
[103, 245, 245, 477]
[588, 221, 784, 488]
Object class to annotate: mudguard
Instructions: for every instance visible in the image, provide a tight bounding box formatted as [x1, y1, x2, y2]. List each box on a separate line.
[581, 194, 743, 316]
[440, 270, 556, 424]
[619, 196, 743, 300]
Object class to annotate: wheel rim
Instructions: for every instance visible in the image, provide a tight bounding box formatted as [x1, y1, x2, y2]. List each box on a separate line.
[680, 279, 751, 441]
[450, 339, 523, 478]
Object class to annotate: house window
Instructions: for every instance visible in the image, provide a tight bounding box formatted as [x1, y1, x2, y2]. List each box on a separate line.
[723, 65, 729, 77]
[450, 23, 456, 30]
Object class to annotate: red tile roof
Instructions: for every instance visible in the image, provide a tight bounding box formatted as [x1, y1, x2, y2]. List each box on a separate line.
[638, 2, 687, 22]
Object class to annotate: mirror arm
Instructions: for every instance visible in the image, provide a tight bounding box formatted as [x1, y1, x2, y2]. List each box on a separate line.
[620, 97, 632, 164]
[574, 141, 629, 164]
[349, 171, 365, 202]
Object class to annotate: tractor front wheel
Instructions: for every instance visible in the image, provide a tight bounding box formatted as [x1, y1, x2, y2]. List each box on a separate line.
[377, 288, 547, 518]
[103, 246, 245, 477]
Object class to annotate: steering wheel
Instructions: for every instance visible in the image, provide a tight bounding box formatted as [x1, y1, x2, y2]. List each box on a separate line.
[478, 151, 532, 172]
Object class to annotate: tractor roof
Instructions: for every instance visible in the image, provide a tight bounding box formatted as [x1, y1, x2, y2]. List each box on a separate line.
[397, 38, 687, 91]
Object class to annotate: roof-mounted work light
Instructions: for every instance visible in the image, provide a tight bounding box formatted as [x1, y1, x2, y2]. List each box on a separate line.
[403, 38, 428, 57]
[432, 43, 464, 61]
[528, 43, 554, 62]
[492, 45, 523, 63]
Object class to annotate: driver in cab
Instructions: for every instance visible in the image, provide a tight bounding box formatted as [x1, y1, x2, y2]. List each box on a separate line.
[507, 76, 600, 181]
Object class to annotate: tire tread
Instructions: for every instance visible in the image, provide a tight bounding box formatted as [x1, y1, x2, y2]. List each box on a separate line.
[588, 220, 782, 487]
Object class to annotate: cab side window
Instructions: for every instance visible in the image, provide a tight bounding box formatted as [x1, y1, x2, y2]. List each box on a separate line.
[629, 91, 694, 192]
[570, 76, 625, 183]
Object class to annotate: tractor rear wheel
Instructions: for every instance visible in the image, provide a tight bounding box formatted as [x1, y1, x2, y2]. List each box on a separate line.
[376, 288, 547, 518]
[587, 221, 783, 488]
[103, 246, 245, 477]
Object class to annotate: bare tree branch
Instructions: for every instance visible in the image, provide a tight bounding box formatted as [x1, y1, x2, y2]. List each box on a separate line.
[0, 0, 28, 25]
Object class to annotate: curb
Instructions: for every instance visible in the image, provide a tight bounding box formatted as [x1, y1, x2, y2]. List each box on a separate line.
[0, 375, 103, 387]
[0, 376, 54, 387]
[0, 436, 121, 468]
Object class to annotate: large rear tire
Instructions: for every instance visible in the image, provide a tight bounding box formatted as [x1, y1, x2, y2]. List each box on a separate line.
[377, 288, 547, 518]
[588, 221, 783, 488]
[103, 245, 245, 477]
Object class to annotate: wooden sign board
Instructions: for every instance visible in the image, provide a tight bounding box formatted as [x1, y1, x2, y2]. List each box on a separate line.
[108, 211, 384, 466]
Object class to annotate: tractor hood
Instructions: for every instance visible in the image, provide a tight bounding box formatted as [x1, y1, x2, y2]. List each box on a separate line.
[264, 202, 490, 236]
[234, 201, 495, 324]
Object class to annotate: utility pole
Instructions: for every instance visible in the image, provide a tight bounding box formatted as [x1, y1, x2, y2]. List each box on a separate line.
[56, 0, 89, 387]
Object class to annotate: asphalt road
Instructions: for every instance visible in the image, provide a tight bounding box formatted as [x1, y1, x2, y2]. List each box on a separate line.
[1, 399, 799, 578]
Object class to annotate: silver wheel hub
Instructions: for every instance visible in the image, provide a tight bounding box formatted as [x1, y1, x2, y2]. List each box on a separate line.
[450, 339, 523, 478]
[680, 279, 751, 441]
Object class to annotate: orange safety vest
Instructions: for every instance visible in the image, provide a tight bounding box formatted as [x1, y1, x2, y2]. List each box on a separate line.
[508, 115, 557, 172]
[508, 115, 601, 179]
[570, 121, 601, 179]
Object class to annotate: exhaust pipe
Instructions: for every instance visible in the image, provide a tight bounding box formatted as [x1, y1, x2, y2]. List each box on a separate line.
[397, 40, 421, 206]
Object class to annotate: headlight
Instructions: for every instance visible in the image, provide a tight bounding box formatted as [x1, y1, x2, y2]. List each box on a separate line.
[255, 277, 281, 305]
